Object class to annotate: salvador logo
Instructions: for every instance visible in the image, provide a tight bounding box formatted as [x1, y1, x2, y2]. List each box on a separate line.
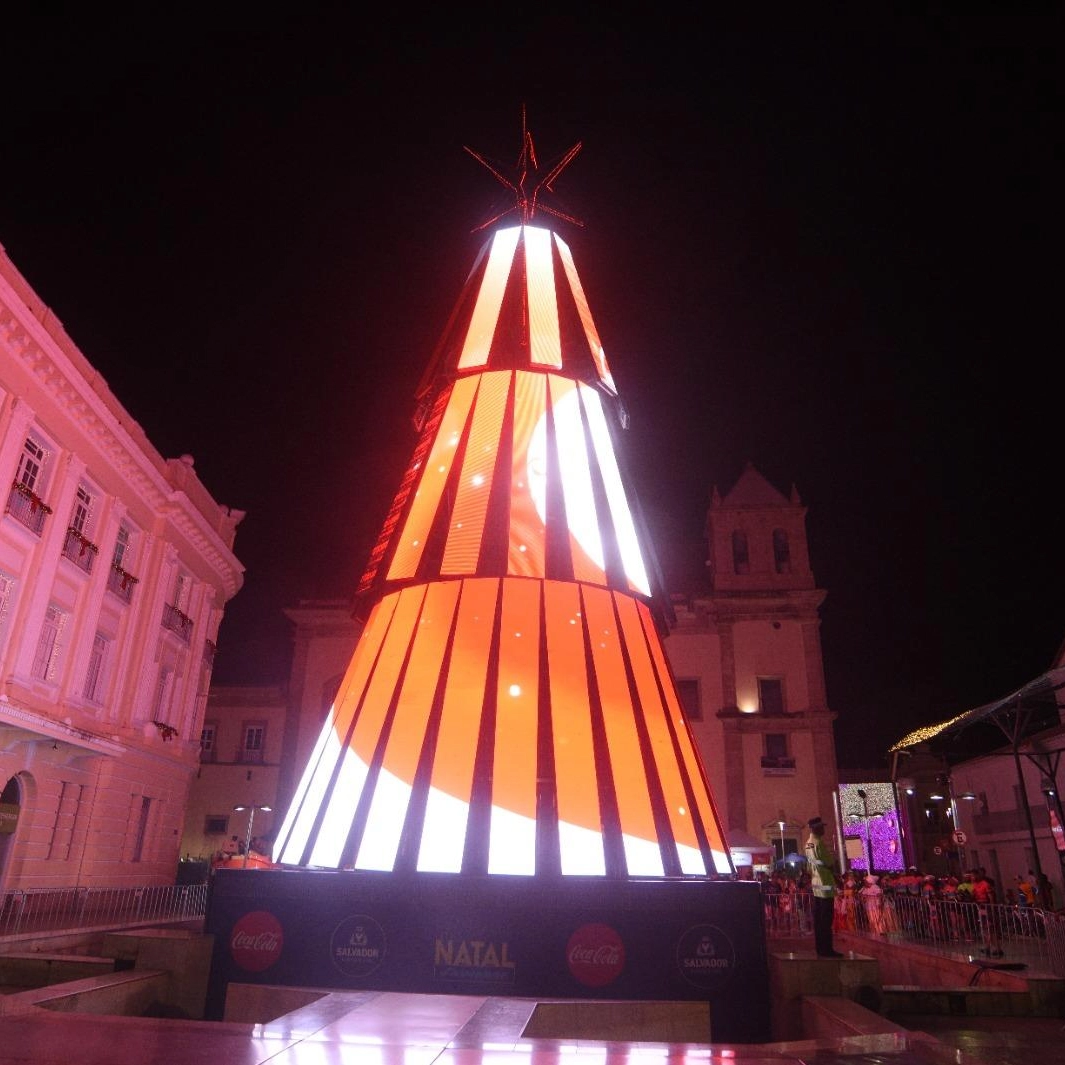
[675, 923, 736, 990]
[330, 914, 386, 978]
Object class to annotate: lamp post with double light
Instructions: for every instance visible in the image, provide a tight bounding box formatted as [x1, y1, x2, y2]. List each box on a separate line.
[233, 804, 271, 869]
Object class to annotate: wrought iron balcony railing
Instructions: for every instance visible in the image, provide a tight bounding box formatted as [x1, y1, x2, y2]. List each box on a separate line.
[107, 563, 138, 603]
[61, 526, 98, 574]
[161, 602, 193, 643]
[5, 481, 52, 535]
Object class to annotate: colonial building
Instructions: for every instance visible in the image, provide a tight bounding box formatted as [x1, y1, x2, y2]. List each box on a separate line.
[666, 462, 839, 866]
[0, 243, 244, 890]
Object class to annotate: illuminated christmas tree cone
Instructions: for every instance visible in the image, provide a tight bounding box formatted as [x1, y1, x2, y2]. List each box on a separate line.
[273, 126, 732, 878]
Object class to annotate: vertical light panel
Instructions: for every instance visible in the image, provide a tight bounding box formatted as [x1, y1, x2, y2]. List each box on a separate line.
[581, 584, 664, 876]
[544, 579, 606, 875]
[418, 578, 499, 872]
[441, 372, 510, 574]
[488, 578, 541, 875]
[637, 600, 732, 872]
[355, 581, 461, 871]
[508, 371, 547, 578]
[524, 225, 562, 367]
[388, 377, 478, 580]
[554, 233, 617, 393]
[613, 592, 706, 874]
[547, 376, 606, 584]
[307, 585, 426, 867]
[273, 593, 399, 865]
[457, 226, 520, 370]
[581, 384, 651, 596]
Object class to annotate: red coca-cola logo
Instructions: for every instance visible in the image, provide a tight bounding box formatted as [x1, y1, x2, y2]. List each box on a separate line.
[230, 910, 283, 972]
[566, 922, 625, 987]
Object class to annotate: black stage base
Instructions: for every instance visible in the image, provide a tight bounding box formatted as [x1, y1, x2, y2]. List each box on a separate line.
[204, 869, 770, 1043]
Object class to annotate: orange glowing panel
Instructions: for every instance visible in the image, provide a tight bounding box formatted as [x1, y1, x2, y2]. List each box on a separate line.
[355, 581, 461, 871]
[581, 384, 651, 596]
[613, 593, 706, 874]
[457, 226, 520, 370]
[637, 601, 731, 871]
[309, 588, 427, 868]
[274, 592, 401, 865]
[388, 377, 478, 581]
[544, 579, 606, 875]
[581, 584, 664, 876]
[488, 577, 541, 874]
[508, 371, 547, 578]
[441, 371, 510, 574]
[555, 233, 616, 394]
[417, 578, 499, 872]
[525, 226, 562, 367]
[547, 375, 607, 585]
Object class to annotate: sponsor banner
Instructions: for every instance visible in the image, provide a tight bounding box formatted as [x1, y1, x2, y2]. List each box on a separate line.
[204, 870, 770, 1043]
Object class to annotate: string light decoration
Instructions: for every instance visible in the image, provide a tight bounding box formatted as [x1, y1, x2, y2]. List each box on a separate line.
[271, 118, 731, 879]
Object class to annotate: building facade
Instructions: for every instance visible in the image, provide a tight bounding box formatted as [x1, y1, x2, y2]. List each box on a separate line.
[0, 243, 244, 890]
[666, 463, 839, 865]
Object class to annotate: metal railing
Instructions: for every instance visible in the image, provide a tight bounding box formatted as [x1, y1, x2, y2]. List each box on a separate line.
[0, 883, 208, 940]
[764, 888, 1065, 977]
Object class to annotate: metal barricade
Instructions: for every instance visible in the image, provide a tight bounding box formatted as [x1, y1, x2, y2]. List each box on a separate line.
[0, 883, 208, 939]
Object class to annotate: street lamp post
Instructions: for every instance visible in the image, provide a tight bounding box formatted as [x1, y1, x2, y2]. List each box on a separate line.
[233, 804, 271, 869]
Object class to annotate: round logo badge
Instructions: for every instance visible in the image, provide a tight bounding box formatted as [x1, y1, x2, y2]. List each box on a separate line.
[330, 914, 387, 978]
[230, 909, 283, 972]
[566, 922, 625, 987]
[675, 923, 735, 990]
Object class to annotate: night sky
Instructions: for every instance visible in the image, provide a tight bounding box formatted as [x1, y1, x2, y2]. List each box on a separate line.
[0, 16, 1058, 769]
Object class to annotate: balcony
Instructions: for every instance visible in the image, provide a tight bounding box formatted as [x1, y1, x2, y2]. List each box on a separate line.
[107, 564, 138, 603]
[161, 603, 193, 644]
[761, 756, 796, 775]
[61, 527, 98, 574]
[5, 481, 51, 536]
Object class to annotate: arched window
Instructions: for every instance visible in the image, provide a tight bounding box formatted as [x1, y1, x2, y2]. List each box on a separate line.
[731, 530, 749, 574]
[773, 529, 790, 573]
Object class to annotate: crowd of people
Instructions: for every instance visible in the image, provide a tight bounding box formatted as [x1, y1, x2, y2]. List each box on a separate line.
[758, 862, 1059, 957]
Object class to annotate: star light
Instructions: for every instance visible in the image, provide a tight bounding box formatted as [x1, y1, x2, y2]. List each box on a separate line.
[465, 104, 583, 231]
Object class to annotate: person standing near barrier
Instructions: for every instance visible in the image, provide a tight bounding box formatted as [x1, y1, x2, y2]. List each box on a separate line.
[973, 867, 1003, 957]
[804, 816, 843, 957]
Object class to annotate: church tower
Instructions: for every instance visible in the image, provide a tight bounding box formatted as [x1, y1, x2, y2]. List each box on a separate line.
[667, 462, 838, 859]
[270, 122, 732, 879]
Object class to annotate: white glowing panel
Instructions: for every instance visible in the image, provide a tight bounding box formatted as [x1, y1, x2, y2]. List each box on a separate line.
[354, 767, 414, 870]
[308, 745, 371, 867]
[581, 384, 651, 596]
[417, 785, 471, 873]
[276, 724, 345, 865]
[487, 803, 536, 876]
[524, 225, 562, 367]
[545, 376, 606, 583]
[554, 232, 617, 393]
[457, 227, 520, 369]
[557, 820, 607, 875]
[272, 710, 335, 863]
[621, 833, 667, 876]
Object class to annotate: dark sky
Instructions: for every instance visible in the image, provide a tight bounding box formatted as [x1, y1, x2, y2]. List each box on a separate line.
[0, 16, 1058, 769]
